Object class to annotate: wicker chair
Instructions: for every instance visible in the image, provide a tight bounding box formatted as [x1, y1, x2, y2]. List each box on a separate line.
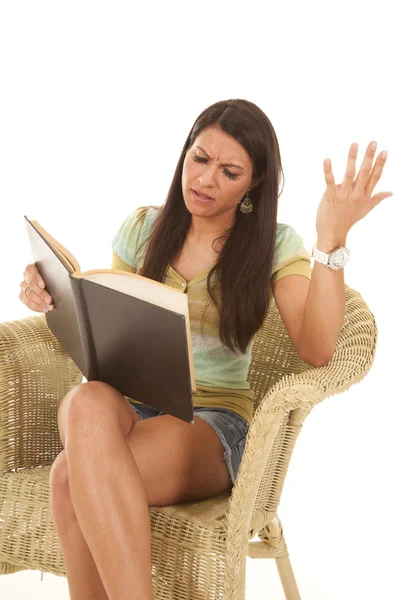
[0, 284, 377, 599]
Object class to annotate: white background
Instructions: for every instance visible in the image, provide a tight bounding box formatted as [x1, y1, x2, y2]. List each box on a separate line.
[0, 1, 399, 598]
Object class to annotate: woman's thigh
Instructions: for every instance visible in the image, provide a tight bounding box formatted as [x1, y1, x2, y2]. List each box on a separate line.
[126, 413, 230, 505]
[129, 402, 249, 488]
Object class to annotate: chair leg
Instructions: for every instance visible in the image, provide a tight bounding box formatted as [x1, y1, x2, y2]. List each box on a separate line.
[257, 515, 302, 600]
[276, 556, 301, 600]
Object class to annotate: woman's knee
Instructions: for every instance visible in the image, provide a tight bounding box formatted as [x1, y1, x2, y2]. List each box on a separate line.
[49, 449, 70, 495]
[58, 381, 136, 441]
[57, 382, 110, 445]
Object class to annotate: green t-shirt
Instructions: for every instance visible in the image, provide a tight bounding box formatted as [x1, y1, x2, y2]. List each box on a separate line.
[111, 205, 312, 424]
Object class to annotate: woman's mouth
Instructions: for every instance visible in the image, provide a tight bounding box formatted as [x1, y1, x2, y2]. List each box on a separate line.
[191, 189, 214, 203]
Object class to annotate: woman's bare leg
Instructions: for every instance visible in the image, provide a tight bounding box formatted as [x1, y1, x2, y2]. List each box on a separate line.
[63, 392, 154, 600]
[49, 449, 109, 600]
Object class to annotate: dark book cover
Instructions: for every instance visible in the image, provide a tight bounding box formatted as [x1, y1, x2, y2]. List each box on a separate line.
[24, 216, 194, 423]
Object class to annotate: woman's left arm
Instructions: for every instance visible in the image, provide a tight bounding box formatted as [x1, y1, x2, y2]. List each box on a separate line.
[272, 263, 345, 367]
[274, 140, 393, 367]
[295, 240, 347, 366]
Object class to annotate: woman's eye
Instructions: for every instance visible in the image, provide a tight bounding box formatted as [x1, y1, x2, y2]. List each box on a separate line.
[193, 155, 207, 165]
[192, 155, 239, 181]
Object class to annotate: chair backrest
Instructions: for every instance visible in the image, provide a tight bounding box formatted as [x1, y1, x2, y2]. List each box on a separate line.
[246, 294, 314, 517]
[248, 294, 311, 412]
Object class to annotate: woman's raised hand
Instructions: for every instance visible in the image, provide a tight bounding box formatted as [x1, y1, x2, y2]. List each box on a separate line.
[19, 264, 54, 313]
[316, 141, 393, 243]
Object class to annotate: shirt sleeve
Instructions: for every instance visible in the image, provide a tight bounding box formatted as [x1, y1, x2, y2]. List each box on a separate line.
[111, 252, 137, 273]
[271, 223, 312, 286]
[111, 206, 150, 269]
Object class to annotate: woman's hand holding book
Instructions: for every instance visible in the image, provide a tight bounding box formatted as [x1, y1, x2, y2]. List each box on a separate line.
[19, 263, 54, 313]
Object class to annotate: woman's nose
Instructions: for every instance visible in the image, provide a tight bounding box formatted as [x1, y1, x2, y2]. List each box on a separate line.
[199, 165, 218, 187]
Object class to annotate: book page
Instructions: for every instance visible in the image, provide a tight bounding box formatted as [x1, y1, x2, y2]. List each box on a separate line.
[79, 269, 187, 313]
[28, 219, 80, 274]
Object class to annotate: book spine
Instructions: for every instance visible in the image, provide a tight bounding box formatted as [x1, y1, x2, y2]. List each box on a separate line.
[69, 276, 100, 381]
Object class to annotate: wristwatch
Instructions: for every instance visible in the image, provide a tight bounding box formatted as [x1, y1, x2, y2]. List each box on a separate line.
[311, 244, 350, 270]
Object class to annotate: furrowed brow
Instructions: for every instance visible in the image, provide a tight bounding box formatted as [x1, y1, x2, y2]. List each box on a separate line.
[196, 145, 244, 170]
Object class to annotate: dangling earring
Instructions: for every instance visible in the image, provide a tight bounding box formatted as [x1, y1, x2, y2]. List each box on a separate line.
[240, 190, 253, 214]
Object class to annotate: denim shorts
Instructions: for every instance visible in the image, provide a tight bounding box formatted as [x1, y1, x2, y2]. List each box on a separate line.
[129, 402, 249, 487]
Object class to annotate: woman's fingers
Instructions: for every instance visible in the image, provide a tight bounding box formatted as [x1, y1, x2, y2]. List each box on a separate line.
[365, 151, 388, 199]
[19, 285, 48, 312]
[370, 191, 394, 207]
[353, 141, 377, 194]
[323, 157, 336, 197]
[20, 264, 54, 312]
[341, 142, 358, 196]
[339, 141, 390, 203]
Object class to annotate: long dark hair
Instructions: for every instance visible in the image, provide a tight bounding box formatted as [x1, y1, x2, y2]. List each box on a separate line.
[140, 99, 284, 353]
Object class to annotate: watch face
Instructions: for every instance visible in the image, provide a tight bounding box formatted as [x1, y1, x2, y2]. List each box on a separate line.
[329, 247, 350, 269]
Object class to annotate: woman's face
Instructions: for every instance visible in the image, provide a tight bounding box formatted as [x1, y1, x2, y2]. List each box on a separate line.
[181, 125, 255, 223]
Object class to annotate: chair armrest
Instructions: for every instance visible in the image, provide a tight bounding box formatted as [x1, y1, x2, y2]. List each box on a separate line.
[0, 314, 83, 473]
[271, 284, 378, 410]
[223, 285, 377, 564]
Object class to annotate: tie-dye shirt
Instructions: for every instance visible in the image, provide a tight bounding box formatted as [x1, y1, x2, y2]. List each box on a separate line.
[111, 205, 312, 424]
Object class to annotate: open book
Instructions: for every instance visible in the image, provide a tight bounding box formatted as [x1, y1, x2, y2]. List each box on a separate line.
[24, 216, 195, 424]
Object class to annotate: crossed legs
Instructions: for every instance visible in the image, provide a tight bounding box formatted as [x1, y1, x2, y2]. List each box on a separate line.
[49, 380, 231, 599]
[49, 383, 152, 600]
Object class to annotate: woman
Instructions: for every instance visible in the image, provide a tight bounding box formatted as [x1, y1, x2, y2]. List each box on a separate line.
[19, 98, 392, 600]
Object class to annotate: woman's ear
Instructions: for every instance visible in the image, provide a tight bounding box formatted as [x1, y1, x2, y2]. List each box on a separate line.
[251, 173, 265, 190]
